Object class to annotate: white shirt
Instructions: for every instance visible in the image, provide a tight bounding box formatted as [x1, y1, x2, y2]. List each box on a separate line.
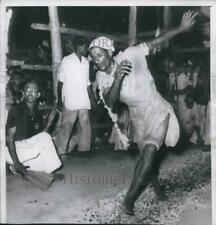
[58, 53, 91, 110]
[96, 43, 157, 107]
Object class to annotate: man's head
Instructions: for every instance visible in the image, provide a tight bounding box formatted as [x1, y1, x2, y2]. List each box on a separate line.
[22, 80, 40, 104]
[88, 36, 115, 72]
[73, 36, 88, 57]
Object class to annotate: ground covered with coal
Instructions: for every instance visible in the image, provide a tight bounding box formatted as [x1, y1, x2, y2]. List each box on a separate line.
[78, 182, 211, 225]
[7, 146, 211, 224]
[74, 148, 211, 224]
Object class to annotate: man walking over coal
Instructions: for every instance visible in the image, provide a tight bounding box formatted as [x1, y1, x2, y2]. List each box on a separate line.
[88, 10, 198, 215]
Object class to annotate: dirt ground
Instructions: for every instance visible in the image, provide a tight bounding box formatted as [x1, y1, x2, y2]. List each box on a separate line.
[6, 145, 211, 224]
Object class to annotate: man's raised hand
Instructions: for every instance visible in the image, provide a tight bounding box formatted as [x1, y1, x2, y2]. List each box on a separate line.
[179, 10, 199, 32]
[115, 60, 132, 79]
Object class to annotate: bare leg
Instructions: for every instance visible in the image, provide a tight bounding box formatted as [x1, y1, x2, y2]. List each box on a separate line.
[122, 144, 157, 215]
[53, 109, 78, 155]
[77, 109, 91, 152]
[150, 145, 168, 201]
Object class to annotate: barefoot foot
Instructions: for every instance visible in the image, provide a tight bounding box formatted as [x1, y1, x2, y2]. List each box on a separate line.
[121, 202, 134, 216]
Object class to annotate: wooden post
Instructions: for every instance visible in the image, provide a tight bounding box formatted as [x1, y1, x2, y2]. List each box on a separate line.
[128, 6, 137, 46]
[163, 6, 171, 31]
[211, 5, 216, 225]
[48, 6, 62, 100]
[0, 3, 11, 223]
[163, 6, 172, 50]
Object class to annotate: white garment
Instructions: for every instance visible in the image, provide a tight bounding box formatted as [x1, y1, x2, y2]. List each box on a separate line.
[96, 44, 180, 149]
[6, 132, 62, 173]
[58, 53, 91, 110]
[97, 44, 155, 108]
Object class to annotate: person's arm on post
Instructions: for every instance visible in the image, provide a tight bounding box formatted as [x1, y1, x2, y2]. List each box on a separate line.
[6, 127, 27, 175]
[144, 10, 198, 51]
[57, 81, 63, 111]
[43, 79, 63, 132]
[56, 61, 65, 112]
[43, 104, 59, 133]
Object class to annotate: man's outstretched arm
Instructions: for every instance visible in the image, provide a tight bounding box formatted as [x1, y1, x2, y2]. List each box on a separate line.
[104, 75, 125, 109]
[145, 10, 198, 51]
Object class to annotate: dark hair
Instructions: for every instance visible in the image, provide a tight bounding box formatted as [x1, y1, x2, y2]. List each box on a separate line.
[21, 78, 39, 91]
[73, 36, 87, 48]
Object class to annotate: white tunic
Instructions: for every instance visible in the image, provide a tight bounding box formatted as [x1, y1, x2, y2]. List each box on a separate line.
[58, 53, 91, 110]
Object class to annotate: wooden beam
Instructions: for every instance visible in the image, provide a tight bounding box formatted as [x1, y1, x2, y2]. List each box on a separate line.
[31, 23, 160, 42]
[22, 64, 52, 71]
[163, 6, 171, 31]
[7, 45, 208, 72]
[6, 59, 24, 66]
[7, 59, 52, 71]
[128, 6, 137, 46]
[48, 6, 62, 99]
[163, 6, 172, 48]
[31, 23, 125, 42]
[174, 47, 209, 54]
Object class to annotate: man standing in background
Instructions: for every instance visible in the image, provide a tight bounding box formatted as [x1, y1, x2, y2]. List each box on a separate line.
[54, 36, 92, 156]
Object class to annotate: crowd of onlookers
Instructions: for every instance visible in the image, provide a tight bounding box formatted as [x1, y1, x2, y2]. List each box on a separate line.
[149, 51, 210, 149]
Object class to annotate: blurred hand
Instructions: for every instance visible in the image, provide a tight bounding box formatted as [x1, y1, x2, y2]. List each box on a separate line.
[179, 10, 198, 32]
[57, 100, 63, 112]
[14, 162, 29, 176]
[115, 60, 132, 79]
